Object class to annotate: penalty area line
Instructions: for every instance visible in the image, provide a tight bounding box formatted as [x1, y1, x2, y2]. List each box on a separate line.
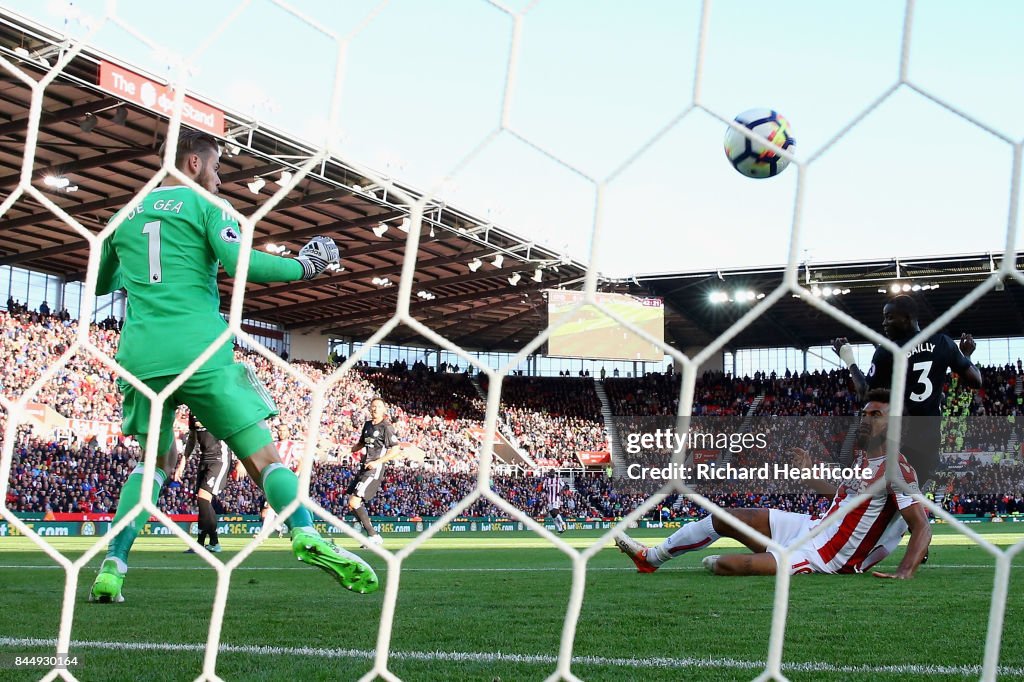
[0, 636, 1019, 677]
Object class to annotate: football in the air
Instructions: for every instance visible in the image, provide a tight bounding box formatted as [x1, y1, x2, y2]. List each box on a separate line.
[723, 108, 795, 179]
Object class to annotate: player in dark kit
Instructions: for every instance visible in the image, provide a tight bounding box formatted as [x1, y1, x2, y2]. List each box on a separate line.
[176, 412, 231, 553]
[833, 295, 982, 487]
[347, 398, 407, 547]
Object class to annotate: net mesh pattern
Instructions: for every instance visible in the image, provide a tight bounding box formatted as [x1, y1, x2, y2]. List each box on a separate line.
[0, 1, 1019, 680]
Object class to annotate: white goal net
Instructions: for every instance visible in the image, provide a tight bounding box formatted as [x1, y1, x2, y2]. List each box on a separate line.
[0, 1, 1020, 681]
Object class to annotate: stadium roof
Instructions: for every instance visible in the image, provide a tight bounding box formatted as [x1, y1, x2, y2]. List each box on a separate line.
[0, 9, 587, 352]
[626, 253, 1024, 351]
[1, 9, 1022, 359]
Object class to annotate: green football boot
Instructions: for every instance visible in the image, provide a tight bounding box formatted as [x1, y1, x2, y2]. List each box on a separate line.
[292, 530, 379, 594]
[89, 559, 125, 603]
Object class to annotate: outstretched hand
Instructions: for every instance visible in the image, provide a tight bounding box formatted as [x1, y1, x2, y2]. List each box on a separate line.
[296, 235, 340, 280]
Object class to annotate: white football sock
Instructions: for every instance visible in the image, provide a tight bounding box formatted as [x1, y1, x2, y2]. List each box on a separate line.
[651, 515, 721, 564]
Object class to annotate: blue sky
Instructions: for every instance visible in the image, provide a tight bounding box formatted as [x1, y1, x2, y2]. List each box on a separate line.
[8, 0, 1022, 277]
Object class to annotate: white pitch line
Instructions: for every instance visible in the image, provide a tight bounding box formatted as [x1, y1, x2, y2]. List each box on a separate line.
[0, 564, 1003, 571]
[0, 564, 632, 572]
[6, 564, 613, 571]
[0, 636, 1020, 677]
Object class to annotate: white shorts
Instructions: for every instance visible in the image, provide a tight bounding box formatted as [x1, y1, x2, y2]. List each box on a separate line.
[767, 509, 829, 575]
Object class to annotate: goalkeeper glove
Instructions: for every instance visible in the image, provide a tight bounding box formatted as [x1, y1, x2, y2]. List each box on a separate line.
[295, 235, 340, 280]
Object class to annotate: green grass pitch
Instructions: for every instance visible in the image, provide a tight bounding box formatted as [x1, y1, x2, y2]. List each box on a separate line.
[0, 525, 1022, 681]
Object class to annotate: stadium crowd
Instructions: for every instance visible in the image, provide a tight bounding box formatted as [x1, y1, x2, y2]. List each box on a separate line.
[2, 308, 1023, 521]
[482, 375, 608, 467]
[604, 371, 759, 416]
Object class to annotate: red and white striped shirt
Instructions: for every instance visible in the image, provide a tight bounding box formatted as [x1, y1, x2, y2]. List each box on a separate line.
[810, 452, 920, 574]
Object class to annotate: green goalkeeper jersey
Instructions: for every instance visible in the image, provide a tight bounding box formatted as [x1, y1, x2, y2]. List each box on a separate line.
[97, 185, 303, 380]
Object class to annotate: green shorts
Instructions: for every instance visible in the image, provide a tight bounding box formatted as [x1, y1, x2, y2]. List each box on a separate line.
[118, 363, 278, 456]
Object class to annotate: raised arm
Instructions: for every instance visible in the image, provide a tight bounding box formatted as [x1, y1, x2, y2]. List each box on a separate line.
[204, 201, 337, 283]
[955, 334, 982, 389]
[832, 337, 870, 401]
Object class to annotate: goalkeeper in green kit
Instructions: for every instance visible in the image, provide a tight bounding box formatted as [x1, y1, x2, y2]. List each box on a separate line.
[89, 130, 378, 602]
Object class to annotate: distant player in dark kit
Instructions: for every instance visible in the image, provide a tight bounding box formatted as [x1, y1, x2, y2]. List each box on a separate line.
[543, 472, 567, 534]
[347, 397, 408, 547]
[833, 294, 982, 487]
[175, 412, 231, 553]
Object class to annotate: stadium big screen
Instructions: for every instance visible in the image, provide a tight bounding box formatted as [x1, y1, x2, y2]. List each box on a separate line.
[547, 290, 665, 361]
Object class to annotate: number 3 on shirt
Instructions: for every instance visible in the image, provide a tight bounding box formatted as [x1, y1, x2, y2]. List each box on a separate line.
[909, 360, 933, 402]
[142, 220, 162, 283]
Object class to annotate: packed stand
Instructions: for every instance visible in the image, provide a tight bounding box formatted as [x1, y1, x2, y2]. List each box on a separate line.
[754, 369, 859, 416]
[3, 298, 1023, 521]
[0, 308, 123, 429]
[603, 371, 761, 416]
[0, 310, 594, 484]
[482, 375, 608, 468]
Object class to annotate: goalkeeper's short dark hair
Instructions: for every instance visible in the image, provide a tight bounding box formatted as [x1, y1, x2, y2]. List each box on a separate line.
[159, 129, 221, 169]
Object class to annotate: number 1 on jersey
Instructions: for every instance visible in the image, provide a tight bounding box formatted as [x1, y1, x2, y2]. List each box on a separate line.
[142, 220, 162, 283]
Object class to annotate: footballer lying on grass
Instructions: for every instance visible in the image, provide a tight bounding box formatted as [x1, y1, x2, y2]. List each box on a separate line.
[616, 389, 931, 579]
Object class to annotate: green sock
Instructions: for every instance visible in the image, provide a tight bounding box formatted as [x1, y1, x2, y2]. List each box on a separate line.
[105, 467, 167, 571]
[261, 463, 314, 532]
